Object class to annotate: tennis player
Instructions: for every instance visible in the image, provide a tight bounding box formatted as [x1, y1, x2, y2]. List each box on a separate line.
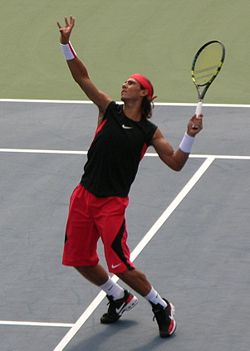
[57, 16, 203, 338]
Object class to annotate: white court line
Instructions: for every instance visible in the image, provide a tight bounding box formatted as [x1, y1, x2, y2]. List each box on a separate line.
[0, 320, 73, 328]
[0, 98, 250, 108]
[191, 154, 250, 160]
[148, 153, 250, 160]
[0, 148, 87, 155]
[0, 148, 250, 160]
[53, 156, 215, 351]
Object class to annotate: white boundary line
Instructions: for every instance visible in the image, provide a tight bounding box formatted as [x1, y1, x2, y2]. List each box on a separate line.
[0, 148, 250, 160]
[0, 320, 74, 328]
[0, 98, 250, 108]
[53, 157, 215, 351]
[0, 148, 87, 155]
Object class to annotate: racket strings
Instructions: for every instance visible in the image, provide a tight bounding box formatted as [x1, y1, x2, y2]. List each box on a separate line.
[191, 40, 225, 104]
[192, 43, 224, 87]
[194, 64, 221, 74]
[193, 65, 222, 86]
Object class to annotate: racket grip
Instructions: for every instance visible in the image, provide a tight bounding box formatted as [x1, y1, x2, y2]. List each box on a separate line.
[195, 101, 203, 117]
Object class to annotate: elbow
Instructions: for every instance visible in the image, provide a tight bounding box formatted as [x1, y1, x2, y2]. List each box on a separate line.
[167, 154, 188, 172]
[171, 164, 183, 172]
[73, 75, 82, 85]
[159, 153, 187, 172]
[167, 160, 185, 172]
[161, 158, 183, 172]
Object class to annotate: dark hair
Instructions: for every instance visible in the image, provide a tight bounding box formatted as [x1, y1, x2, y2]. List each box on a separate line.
[141, 96, 154, 119]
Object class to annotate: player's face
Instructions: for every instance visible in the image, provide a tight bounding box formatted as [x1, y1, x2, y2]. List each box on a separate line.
[121, 78, 146, 101]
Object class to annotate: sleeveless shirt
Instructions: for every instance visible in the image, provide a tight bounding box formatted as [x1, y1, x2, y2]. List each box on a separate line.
[80, 101, 157, 197]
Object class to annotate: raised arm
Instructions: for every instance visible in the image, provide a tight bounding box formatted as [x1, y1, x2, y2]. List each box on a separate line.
[152, 114, 203, 171]
[57, 16, 112, 116]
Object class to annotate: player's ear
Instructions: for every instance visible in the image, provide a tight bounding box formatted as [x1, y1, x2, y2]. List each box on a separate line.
[140, 88, 148, 97]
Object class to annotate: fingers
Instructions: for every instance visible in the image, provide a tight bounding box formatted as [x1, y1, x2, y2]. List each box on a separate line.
[191, 122, 203, 132]
[70, 16, 75, 27]
[65, 16, 75, 27]
[191, 124, 202, 131]
[188, 115, 203, 135]
[65, 17, 69, 26]
[191, 114, 203, 120]
[57, 16, 75, 29]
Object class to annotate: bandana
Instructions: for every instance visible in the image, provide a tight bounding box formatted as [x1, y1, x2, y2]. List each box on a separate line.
[129, 73, 155, 100]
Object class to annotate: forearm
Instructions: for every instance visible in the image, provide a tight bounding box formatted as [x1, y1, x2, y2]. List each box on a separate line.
[60, 42, 89, 84]
[153, 128, 195, 171]
[66, 56, 90, 85]
[165, 133, 194, 171]
[159, 147, 189, 172]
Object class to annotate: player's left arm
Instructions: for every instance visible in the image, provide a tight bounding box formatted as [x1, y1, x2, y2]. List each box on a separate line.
[152, 115, 203, 171]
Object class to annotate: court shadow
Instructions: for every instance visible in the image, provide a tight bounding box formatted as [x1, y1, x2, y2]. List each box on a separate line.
[129, 333, 177, 351]
[65, 319, 139, 351]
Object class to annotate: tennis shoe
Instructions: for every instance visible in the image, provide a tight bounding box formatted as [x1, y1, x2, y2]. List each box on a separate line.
[100, 290, 138, 324]
[152, 299, 177, 338]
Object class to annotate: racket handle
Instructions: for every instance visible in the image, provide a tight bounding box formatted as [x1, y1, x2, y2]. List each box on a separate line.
[195, 101, 203, 117]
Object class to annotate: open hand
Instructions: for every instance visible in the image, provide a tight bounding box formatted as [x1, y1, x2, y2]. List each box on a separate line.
[57, 16, 75, 44]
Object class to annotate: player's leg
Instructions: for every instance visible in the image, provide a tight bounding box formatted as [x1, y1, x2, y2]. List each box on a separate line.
[117, 269, 177, 337]
[63, 185, 127, 304]
[63, 184, 100, 267]
[95, 195, 176, 336]
[93, 196, 138, 323]
[75, 264, 109, 285]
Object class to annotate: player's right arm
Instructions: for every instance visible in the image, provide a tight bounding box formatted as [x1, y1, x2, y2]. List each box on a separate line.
[152, 114, 203, 171]
[57, 16, 112, 118]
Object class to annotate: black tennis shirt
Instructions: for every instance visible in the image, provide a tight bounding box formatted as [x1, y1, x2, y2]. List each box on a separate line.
[81, 101, 157, 197]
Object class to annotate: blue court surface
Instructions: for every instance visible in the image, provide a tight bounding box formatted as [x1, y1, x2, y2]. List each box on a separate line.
[0, 100, 249, 351]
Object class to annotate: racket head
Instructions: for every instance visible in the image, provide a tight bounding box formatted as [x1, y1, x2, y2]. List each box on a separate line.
[191, 40, 225, 100]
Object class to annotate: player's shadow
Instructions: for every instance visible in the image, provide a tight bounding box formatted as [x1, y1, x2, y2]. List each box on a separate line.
[65, 319, 139, 351]
[64, 318, 177, 351]
[129, 333, 177, 351]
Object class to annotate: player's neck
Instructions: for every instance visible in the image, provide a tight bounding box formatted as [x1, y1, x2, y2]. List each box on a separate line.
[123, 101, 142, 121]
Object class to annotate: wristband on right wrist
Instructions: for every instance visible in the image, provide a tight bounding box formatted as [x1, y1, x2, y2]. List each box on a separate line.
[60, 42, 77, 60]
[179, 132, 194, 153]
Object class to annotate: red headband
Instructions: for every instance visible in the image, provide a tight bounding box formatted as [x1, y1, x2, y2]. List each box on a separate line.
[129, 73, 154, 99]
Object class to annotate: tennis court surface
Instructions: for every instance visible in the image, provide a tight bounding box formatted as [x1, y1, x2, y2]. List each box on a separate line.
[0, 100, 249, 351]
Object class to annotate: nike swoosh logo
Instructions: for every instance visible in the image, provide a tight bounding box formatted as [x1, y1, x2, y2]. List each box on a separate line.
[111, 263, 121, 269]
[122, 124, 133, 129]
[116, 302, 126, 315]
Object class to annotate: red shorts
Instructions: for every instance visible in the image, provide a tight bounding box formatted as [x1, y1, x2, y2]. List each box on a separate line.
[62, 184, 135, 273]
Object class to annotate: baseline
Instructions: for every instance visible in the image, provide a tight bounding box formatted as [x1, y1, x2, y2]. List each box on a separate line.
[1, 98, 250, 109]
[0, 321, 73, 328]
[0, 148, 250, 161]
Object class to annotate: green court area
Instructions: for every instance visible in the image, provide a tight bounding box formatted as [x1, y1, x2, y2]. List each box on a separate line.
[0, 0, 249, 104]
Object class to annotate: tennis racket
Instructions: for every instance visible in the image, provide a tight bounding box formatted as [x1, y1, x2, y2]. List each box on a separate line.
[192, 40, 225, 116]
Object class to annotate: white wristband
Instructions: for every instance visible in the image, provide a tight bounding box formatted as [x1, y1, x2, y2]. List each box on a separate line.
[179, 132, 194, 153]
[60, 42, 77, 60]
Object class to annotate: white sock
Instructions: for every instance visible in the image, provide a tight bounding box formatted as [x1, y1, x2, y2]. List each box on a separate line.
[100, 278, 125, 300]
[145, 287, 167, 308]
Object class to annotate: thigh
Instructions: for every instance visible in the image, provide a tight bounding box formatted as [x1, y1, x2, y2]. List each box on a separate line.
[62, 184, 100, 267]
[94, 197, 135, 273]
